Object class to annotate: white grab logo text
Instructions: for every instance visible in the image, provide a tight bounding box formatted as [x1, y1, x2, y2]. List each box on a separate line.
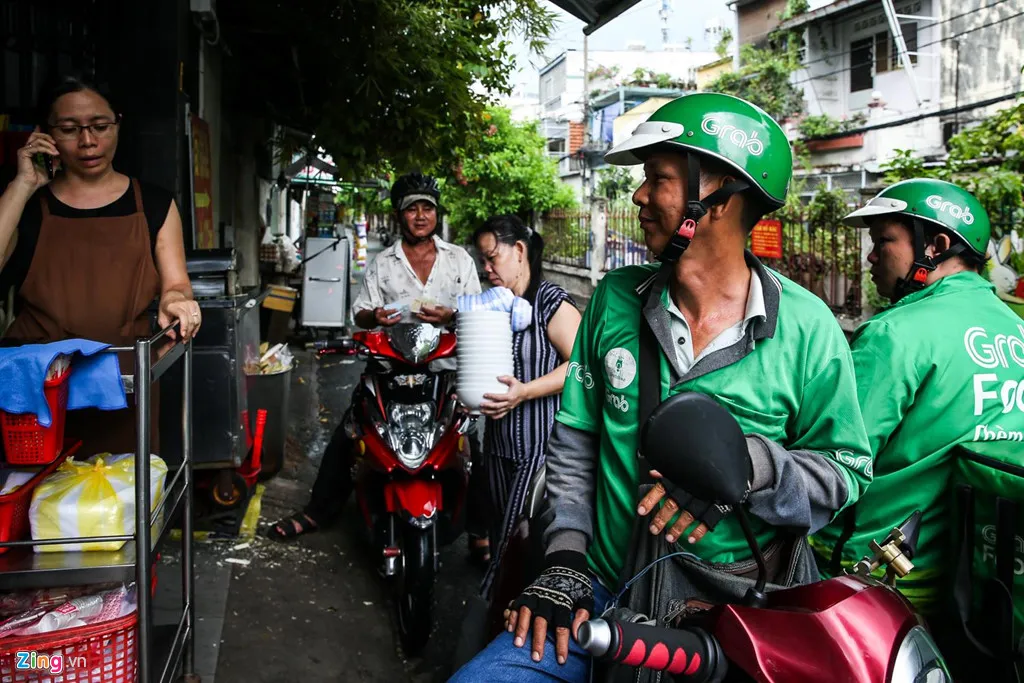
[605, 389, 629, 413]
[701, 116, 765, 156]
[568, 361, 595, 389]
[834, 449, 873, 478]
[965, 326, 1024, 415]
[926, 195, 975, 225]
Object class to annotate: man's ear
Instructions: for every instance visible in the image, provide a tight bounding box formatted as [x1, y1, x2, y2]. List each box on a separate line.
[707, 175, 739, 221]
[928, 232, 953, 257]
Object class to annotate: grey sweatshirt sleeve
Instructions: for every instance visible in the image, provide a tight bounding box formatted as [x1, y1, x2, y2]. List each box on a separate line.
[745, 434, 849, 535]
[541, 421, 600, 557]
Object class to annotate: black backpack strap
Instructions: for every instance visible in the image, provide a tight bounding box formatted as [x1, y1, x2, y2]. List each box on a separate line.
[637, 288, 662, 487]
[827, 504, 858, 576]
[953, 482, 1008, 667]
[994, 497, 1020, 674]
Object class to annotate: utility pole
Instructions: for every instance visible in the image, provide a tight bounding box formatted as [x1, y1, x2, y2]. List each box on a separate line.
[583, 32, 589, 145]
[582, 32, 590, 205]
[953, 38, 962, 136]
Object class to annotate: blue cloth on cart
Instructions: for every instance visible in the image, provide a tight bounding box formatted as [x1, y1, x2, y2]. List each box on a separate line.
[0, 340, 127, 427]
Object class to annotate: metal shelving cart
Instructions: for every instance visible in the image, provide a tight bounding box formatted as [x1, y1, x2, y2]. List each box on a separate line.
[0, 324, 199, 683]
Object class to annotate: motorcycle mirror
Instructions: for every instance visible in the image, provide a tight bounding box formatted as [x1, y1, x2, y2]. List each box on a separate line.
[640, 393, 751, 506]
[893, 510, 923, 560]
[640, 392, 769, 606]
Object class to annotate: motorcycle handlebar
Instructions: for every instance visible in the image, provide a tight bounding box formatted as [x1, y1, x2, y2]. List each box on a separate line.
[577, 618, 724, 681]
[305, 339, 355, 351]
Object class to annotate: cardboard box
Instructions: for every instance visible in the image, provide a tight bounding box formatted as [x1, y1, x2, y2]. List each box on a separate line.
[263, 285, 298, 313]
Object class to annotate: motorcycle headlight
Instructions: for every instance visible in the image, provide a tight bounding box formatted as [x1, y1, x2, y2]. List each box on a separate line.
[387, 402, 437, 469]
[890, 626, 952, 683]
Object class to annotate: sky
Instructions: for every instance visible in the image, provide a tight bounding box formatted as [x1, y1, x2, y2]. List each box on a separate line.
[506, 0, 735, 95]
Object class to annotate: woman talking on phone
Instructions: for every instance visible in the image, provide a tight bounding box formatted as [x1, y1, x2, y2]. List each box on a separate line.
[0, 74, 199, 454]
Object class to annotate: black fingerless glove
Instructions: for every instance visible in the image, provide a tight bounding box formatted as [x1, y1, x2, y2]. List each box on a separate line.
[511, 550, 594, 630]
[660, 481, 736, 531]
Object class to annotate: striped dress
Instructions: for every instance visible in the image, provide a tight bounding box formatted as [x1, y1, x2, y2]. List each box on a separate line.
[480, 280, 576, 598]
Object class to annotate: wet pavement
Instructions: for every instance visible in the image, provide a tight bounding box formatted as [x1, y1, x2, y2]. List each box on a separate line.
[214, 237, 484, 682]
[214, 348, 483, 682]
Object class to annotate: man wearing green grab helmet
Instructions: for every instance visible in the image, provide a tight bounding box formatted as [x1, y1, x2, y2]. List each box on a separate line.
[811, 178, 1024, 619]
[451, 93, 871, 683]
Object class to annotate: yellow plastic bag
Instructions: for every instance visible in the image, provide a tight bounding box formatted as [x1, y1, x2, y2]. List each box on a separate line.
[29, 453, 168, 553]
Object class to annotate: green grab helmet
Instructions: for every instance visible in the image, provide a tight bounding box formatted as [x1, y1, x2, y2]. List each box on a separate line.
[843, 178, 991, 258]
[604, 92, 793, 209]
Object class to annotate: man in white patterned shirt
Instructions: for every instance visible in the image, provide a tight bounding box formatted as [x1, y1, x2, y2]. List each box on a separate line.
[351, 173, 480, 328]
[268, 173, 487, 549]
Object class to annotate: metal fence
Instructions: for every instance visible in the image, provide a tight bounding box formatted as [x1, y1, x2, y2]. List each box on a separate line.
[540, 207, 866, 318]
[605, 208, 653, 270]
[543, 209, 591, 267]
[757, 215, 864, 318]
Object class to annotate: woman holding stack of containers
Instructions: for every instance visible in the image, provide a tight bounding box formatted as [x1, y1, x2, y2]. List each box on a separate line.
[457, 215, 581, 599]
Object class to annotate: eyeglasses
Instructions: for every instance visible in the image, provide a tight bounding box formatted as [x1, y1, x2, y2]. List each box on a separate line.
[48, 120, 119, 141]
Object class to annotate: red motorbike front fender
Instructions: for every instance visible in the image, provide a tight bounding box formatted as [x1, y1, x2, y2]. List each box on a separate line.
[710, 575, 919, 683]
[385, 479, 443, 518]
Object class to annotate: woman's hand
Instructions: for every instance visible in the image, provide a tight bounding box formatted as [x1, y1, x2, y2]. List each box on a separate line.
[479, 376, 530, 419]
[15, 128, 60, 192]
[159, 291, 202, 341]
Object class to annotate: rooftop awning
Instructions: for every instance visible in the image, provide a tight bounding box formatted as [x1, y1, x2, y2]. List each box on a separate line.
[546, 0, 644, 34]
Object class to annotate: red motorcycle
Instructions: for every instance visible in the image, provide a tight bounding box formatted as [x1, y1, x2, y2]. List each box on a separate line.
[578, 392, 952, 683]
[314, 323, 472, 654]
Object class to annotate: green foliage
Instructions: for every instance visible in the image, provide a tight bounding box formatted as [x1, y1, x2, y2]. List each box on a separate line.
[797, 113, 867, 140]
[621, 68, 694, 91]
[225, 0, 557, 178]
[782, 185, 859, 280]
[704, 0, 807, 122]
[335, 180, 392, 215]
[715, 29, 734, 59]
[779, 0, 810, 21]
[945, 101, 1024, 172]
[880, 100, 1024, 236]
[807, 184, 851, 231]
[443, 106, 577, 243]
[704, 44, 805, 122]
[596, 167, 636, 206]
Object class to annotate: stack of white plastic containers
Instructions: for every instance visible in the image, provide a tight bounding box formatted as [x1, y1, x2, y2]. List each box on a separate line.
[455, 310, 513, 411]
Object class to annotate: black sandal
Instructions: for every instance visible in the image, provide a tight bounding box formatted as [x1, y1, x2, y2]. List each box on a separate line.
[467, 536, 491, 567]
[266, 513, 319, 541]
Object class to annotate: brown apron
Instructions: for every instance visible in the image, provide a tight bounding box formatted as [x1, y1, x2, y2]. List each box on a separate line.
[6, 178, 162, 457]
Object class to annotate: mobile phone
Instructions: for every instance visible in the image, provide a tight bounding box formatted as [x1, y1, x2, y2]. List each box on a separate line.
[33, 152, 55, 180]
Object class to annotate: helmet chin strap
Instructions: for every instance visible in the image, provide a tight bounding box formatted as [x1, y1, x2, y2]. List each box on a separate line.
[658, 155, 750, 265]
[892, 218, 967, 301]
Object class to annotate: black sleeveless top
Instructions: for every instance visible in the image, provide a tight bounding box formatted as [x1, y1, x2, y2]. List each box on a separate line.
[1, 180, 173, 297]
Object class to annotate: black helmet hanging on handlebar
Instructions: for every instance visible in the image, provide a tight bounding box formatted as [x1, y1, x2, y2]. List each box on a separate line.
[390, 172, 441, 211]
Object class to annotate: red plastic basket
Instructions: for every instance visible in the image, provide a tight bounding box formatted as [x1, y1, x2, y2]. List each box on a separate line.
[0, 443, 79, 556]
[1, 369, 72, 466]
[0, 613, 137, 683]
